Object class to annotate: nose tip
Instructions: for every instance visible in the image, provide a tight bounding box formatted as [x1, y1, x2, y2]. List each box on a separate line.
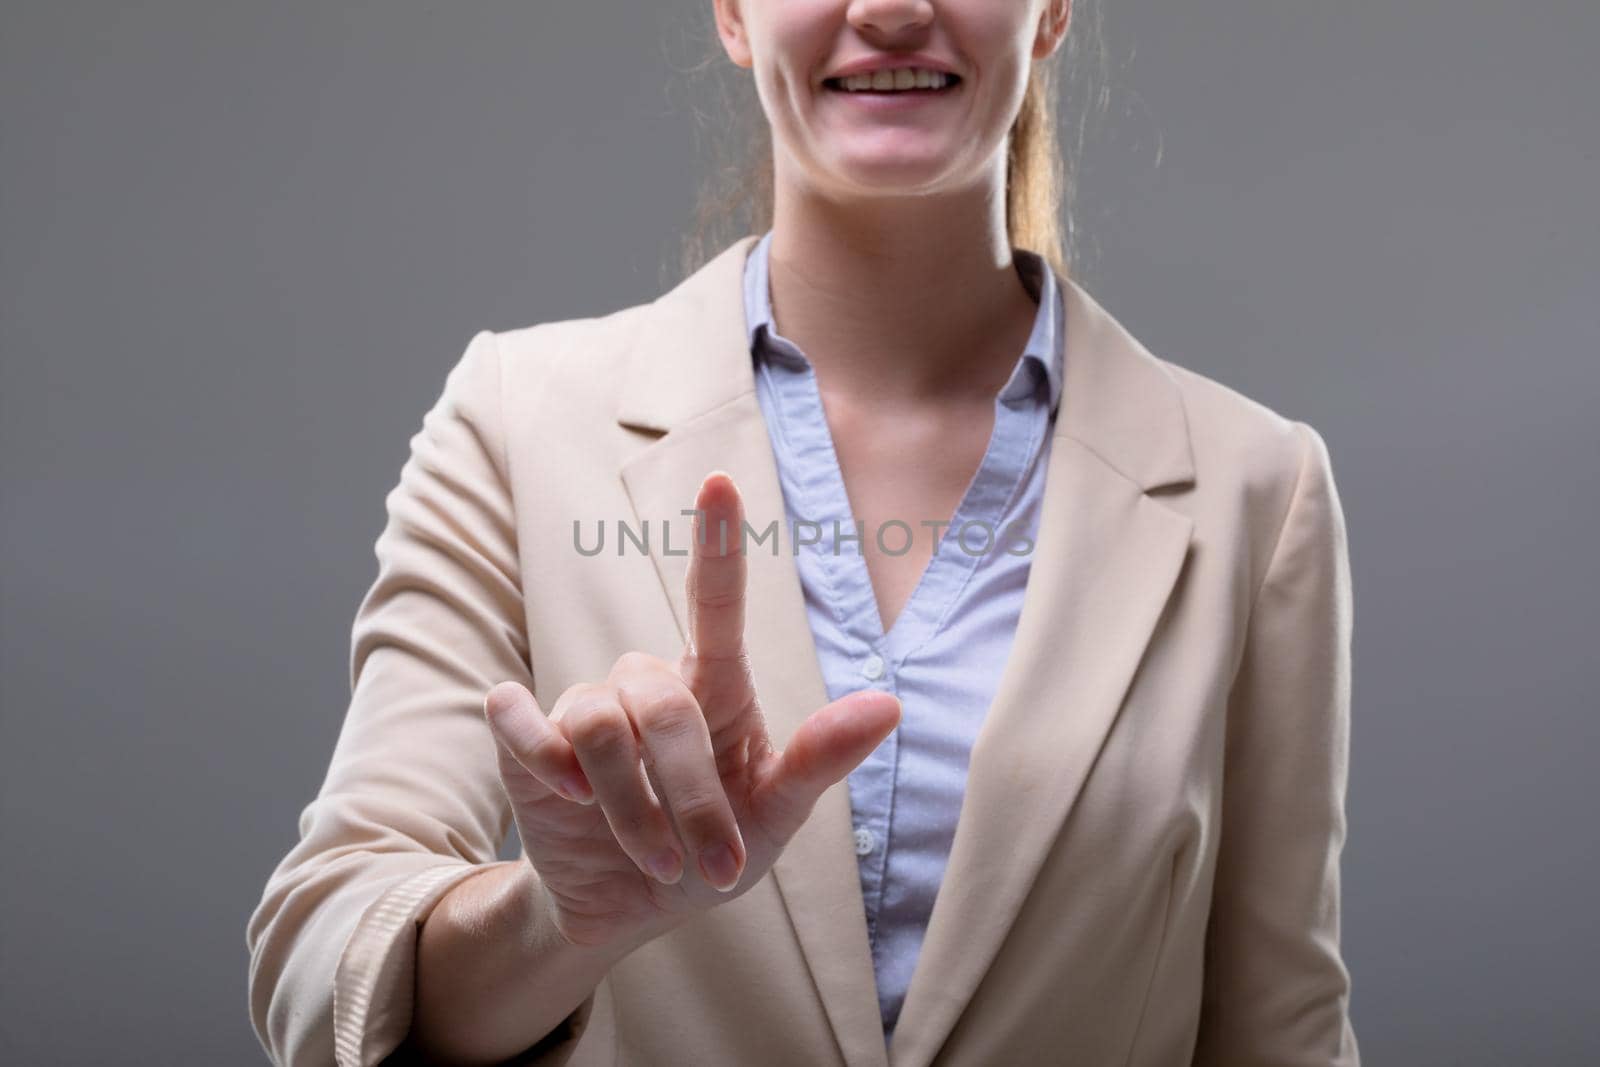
[847, 0, 935, 36]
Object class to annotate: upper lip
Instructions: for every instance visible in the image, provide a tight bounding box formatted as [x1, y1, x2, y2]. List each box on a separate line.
[824, 53, 961, 82]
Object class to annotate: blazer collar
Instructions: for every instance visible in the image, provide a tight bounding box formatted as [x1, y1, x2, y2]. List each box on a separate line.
[617, 233, 1194, 492]
[740, 228, 1067, 416]
[617, 234, 1196, 1067]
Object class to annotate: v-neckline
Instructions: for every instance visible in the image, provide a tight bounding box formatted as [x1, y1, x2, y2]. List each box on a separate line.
[759, 351, 1050, 669]
[743, 229, 1065, 678]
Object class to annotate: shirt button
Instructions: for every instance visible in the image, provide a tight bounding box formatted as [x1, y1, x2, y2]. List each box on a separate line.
[862, 654, 885, 681]
[853, 827, 876, 856]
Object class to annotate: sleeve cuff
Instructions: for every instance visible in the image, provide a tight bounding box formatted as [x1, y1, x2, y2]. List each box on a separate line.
[331, 861, 603, 1066]
[333, 862, 487, 1067]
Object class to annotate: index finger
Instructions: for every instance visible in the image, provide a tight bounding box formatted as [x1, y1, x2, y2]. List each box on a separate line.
[684, 470, 746, 665]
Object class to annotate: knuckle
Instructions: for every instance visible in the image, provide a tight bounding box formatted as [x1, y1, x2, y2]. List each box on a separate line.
[612, 649, 665, 677]
[524, 729, 566, 769]
[552, 681, 608, 722]
[566, 702, 633, 755]
[669, 788, 729, 833]
[560, 682, 617, 716]
[626, 686, 698, 736]
[690, 583, 742, 609]
[689, 645, 753, 671]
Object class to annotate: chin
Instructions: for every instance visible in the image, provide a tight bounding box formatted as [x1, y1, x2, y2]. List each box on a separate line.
[823, 151, 956, 194]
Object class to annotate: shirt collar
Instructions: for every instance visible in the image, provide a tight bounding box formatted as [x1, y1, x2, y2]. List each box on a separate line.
[742, 228, 1065, 413]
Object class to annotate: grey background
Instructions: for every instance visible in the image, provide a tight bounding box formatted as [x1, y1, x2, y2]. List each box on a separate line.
[3, 2, 1596, 1063]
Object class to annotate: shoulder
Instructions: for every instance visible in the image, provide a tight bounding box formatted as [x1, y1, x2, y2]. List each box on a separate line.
[1058, 275, 1332, 517]
[441, 297, 657, 432]
[1150, 351, 1337, 544]
[493, 299, 656, 401]
[1165, 356, 1321, 472]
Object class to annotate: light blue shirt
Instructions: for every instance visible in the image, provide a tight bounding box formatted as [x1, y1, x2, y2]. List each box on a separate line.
[742, 230, 1065, 1040]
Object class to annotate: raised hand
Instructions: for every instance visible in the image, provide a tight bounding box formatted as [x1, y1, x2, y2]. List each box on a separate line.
[484, 471, 902, 948]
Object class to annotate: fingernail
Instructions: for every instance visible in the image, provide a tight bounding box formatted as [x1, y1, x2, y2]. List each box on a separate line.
[647, 849, 683, 884]
[560, 777, 592, 804]
[699, 842, 740, 892]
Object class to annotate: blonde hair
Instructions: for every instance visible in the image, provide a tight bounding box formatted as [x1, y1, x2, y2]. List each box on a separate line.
[669, 1, 1106, 289]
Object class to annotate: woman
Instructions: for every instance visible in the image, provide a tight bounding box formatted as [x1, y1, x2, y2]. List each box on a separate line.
[247, 1, 1359, 1064]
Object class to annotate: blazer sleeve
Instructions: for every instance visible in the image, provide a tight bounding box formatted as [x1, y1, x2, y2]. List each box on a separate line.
[245, 330, 596, 1066]
[1191, 420, 1360, 1066]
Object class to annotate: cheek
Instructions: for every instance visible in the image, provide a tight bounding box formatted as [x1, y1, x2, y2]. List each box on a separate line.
[761, 1, 836, 103]
[948, 3, 1038, 89]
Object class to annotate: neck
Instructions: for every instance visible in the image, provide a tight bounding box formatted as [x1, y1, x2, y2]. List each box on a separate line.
[766, 162, 1040, 407]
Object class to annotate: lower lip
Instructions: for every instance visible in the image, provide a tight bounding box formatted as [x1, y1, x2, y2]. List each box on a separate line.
[823, 83, 962, 110]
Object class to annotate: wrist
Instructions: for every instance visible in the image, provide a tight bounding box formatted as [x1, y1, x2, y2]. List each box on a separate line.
[513, 854, 680, 964]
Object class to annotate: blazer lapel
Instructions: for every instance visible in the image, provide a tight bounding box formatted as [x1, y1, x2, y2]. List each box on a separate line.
[615, 235, 1198, 1067]
[617, 235, 891, 1067]
[887, 278, 1197, 1067]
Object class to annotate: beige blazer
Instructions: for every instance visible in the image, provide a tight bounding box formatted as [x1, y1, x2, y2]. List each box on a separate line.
[247, 234, 1358, 1066]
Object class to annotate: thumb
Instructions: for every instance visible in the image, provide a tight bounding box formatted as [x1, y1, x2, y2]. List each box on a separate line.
[754, 690, 902, 845]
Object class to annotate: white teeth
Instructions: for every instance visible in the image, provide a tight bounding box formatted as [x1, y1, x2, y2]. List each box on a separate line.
[836, 69, 952, 92]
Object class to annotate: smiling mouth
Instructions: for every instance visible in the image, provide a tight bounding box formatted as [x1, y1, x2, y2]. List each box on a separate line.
[822, 75, 963, 95]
